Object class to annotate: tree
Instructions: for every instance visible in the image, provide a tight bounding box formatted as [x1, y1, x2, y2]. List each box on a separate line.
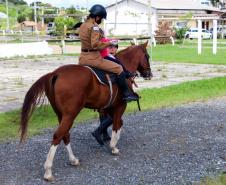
[54, 16, 76, 36]
[65, 6, 83, 22]
[17, 5, 33, 22]
[4, 0, 27, 5]
[174, 27, 188, 43]
[66, 6, 77, 14]
[17, 14, 26, 23]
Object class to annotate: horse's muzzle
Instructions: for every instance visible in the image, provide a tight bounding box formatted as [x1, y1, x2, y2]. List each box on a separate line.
[143, 69, 153, 80]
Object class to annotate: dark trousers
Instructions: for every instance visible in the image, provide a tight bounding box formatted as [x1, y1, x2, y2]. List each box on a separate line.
[104, 56, 128, 74]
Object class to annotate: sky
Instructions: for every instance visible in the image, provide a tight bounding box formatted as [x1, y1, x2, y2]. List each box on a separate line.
[24, 0, 117, 8]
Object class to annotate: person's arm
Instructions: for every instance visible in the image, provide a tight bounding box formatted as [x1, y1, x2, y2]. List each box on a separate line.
[91, 25, 111, 50]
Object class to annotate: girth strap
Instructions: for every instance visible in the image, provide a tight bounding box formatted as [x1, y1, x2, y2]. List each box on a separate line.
[103, 74, 113, 109]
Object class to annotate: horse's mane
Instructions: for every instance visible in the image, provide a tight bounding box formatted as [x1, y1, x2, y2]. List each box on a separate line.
[116, 45, 139, 58]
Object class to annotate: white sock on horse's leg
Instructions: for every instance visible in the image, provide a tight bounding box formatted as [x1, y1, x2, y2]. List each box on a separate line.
[65, 143, 80, 166]
[110, 129, 121, 154]
[44, 145, 58, 181]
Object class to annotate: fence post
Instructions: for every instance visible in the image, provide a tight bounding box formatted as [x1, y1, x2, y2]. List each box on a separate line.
[198, 19, 202, 55]
[152, 36, 156, 47]
[170, 36, 175, 46]
[212, 19, 217, 55]
[61, 39, 66, 54]
[133, 38, 138, 45]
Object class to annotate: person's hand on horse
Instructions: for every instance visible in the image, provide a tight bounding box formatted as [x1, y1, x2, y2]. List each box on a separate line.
[110, 39, 118, 46]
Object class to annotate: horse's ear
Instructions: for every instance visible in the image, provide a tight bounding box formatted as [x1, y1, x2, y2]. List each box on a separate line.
[130, 41, 135, 45]
[141, 41, 148, 48]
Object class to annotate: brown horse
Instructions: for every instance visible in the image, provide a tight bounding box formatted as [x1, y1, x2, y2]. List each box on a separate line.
[19, 41, 152, 181]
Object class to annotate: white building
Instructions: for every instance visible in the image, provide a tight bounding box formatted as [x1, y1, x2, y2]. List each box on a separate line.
[104, 0, 223, 36]
[200, 0, 211, 6]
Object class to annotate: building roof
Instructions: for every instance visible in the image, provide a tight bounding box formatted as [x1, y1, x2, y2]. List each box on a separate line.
[21, 21, 37, 27]
[107, 0, 222, 12]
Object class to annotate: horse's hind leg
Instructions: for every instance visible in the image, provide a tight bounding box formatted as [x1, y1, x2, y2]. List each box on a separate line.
[63, 133, 80, 166]
[55, 111, 80, 166]
[44, 112, 79, 181]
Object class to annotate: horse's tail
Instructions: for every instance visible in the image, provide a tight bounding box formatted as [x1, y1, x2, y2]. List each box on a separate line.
[19, 72, 55, 143]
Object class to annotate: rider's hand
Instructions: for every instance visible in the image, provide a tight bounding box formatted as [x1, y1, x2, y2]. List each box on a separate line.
[110, 40, 118, 46]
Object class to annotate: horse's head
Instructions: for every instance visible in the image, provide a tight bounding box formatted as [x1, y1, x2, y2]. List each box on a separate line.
[116, 41, 153, 80]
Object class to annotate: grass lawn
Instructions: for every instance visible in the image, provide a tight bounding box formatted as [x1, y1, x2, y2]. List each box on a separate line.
[197, 174, 226, 185]
[151, 42, 226, 65]
[1, 76, 226, 142]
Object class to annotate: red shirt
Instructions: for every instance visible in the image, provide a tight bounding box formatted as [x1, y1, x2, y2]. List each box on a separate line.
[100, 38, 110, 58]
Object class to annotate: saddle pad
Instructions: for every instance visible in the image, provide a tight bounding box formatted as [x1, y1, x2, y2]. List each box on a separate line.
[84, 66, 117, 85]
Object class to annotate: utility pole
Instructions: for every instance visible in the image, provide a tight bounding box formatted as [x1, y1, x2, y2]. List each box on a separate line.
[41, 6, 44, 32]
[148, 0, 153, 63]
[6, 0, 9, 30]
[114, 0, 118, 34]
[34, 1, 38, 32]
[86, 0, 89, 14]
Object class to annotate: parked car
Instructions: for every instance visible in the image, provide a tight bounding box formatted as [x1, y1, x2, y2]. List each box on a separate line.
[220, 26, 226, 39]
[46, 22, 55, 35]
[223, 26, 226, 38]
[210, 26, 222, 38]
[209, 26, 222, 34]
[185, 28, 212, 39]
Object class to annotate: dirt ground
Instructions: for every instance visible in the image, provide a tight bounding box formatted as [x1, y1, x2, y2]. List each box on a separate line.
[1, 56, 226, 112]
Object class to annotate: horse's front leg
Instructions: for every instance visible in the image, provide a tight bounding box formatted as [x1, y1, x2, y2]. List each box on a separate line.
[110, 119, 123, 154]
[110, 104, 126, 155]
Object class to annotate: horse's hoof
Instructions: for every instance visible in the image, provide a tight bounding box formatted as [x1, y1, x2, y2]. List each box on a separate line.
[44, 174, 55, 182]
[111, 148, 119, 155]
[70, 159, 80, 166]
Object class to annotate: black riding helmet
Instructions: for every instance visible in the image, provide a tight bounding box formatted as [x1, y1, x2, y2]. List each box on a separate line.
[89, 4, 107, 19]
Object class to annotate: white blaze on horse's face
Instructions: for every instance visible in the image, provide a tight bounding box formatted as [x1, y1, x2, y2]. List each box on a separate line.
[110, 129, 121, 154]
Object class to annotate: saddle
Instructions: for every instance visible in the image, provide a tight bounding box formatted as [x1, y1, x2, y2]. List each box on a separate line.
[84, 66, 117, 85]
[84, 66, 140, 110]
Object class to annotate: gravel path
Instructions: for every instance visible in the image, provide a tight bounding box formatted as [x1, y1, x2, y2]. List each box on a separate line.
[1, 97, 226, 185]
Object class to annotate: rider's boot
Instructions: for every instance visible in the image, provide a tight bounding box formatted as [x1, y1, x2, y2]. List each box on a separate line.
[92, 116, 112, 146]
[117, 72, 139, 102]
[101, 118, 112, 142]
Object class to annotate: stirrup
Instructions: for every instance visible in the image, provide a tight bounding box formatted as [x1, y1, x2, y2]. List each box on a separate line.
[123, 93, 139, 102]
[126, 72, 136, 78]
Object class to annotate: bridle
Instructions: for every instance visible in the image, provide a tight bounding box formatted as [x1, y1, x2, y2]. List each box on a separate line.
[140, 51, 152, 80]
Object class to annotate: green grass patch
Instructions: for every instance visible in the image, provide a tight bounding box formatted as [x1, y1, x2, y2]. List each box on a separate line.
[1, 76, 226, 142]
[197, 174, 226, 185]
[151, 43, 226, 65]
[127, 76, 226, 113]
[0, 106, 99, 142]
